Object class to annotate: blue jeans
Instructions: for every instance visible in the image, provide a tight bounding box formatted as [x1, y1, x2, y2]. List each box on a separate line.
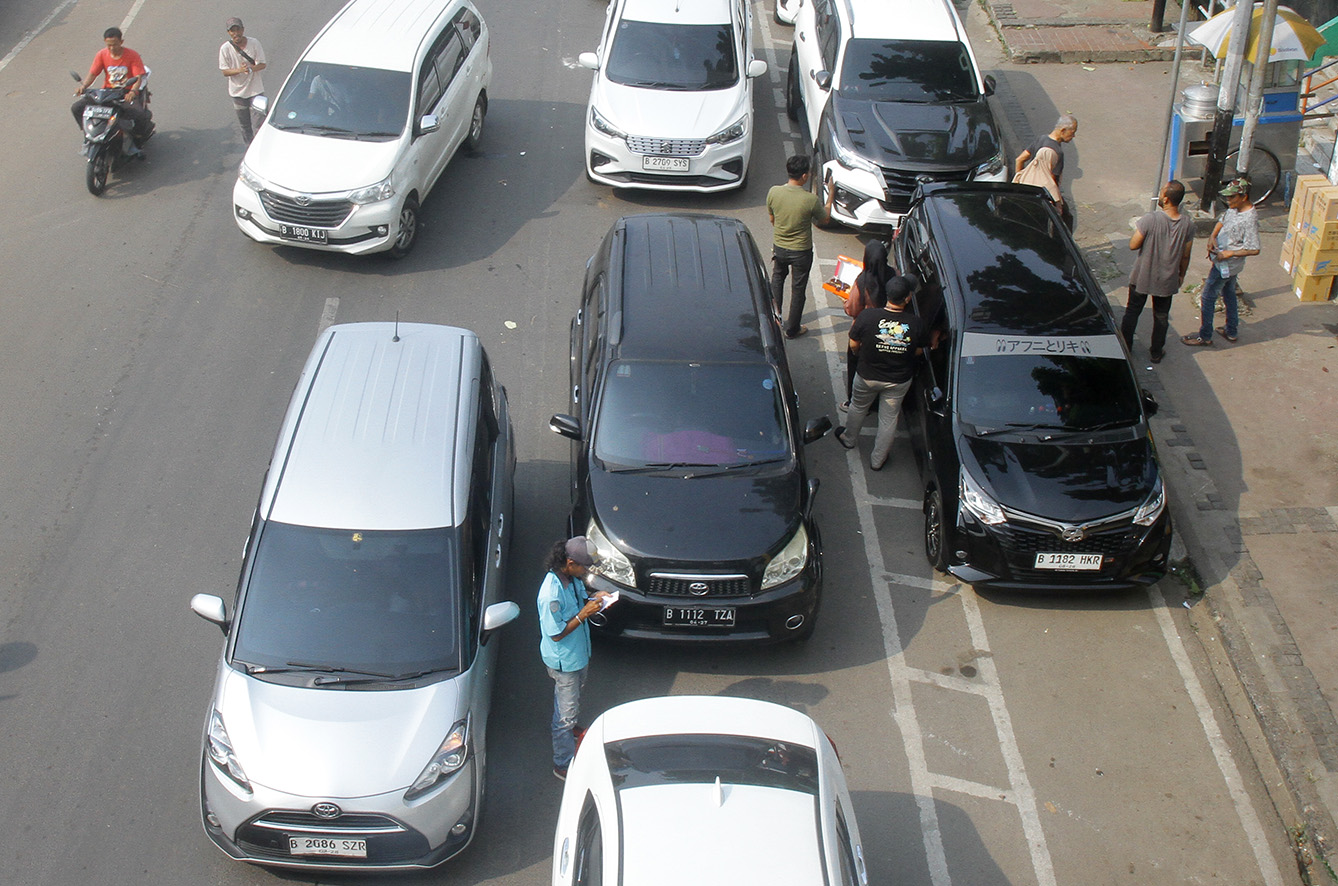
[548, 666, 587, 768]
[1197, 264, 1239, 341]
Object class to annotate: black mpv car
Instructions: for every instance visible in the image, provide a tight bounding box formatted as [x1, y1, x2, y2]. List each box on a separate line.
[894, 183, 1172, 591]
[550, 214, 831, 641]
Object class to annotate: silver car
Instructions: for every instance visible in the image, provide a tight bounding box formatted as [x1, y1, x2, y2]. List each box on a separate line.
[191, 322, 517, 869]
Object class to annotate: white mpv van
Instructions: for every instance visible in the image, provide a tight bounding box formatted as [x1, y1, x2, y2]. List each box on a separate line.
[191, 322, 518, 870]
[233, 0, 491, 257]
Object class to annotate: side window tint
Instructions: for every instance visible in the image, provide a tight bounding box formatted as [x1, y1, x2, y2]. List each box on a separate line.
[834, 803, 860, 886]
[583, 276, 606, 386]
[417, 66, 442, 118]
[434, 33, 466, 88]
[574, 794, 604, 886]
[455, 9, 481, 49]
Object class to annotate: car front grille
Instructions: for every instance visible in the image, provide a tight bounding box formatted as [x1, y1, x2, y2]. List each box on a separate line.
[995, 518, 1142, 580]
[258, 191, 354, 227]
[644, 573, 753, 598]
[626, 136, 706, 157]
[236, 809, 429, 865]
[878, 166, 974, 214]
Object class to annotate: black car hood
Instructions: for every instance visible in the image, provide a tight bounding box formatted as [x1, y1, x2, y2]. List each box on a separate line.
[962, 434, 1157, 523]
[588, 466, 802, 563]
[832, 95, 999, 169]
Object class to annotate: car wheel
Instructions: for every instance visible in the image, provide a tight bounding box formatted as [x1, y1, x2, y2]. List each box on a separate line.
[389, 195, 419, 259]
[924, 486, 950, 573]
[785, 54, 801, 122]
[464, 95, 486, 153]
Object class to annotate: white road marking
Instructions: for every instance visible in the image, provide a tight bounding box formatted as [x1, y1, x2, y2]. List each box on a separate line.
[122, 0, 149, 34]
[0, 0, 78, 74]
[318, 298, 339, 335]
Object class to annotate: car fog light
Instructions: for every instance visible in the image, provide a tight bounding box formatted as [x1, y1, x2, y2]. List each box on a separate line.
[235, 207, 251, 219]
[205, 812, 220, 828]
[451, 822, 468, 835]
[955, 550, 968, 560]
[376, 225, 388, 236]
[786, 614, 805, 630]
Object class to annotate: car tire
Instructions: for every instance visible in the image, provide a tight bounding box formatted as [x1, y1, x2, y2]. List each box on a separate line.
[785, 53, 801, 122]
[924, 486, 950, 573]
[464, 94, 486, 153]
[389, 194, 419, 259]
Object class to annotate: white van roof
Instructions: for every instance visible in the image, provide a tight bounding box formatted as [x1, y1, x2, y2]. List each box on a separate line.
[262, 322, 480, 531]
[303, 0, 460, 72]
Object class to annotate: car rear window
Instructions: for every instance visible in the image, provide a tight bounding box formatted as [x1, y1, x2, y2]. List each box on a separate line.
[269, 61, 411, 140]
[606, 20, 738, 90]
[232, 522, 461, 677]
[605, 734, 819, 794]
[839, 39, 977, 102]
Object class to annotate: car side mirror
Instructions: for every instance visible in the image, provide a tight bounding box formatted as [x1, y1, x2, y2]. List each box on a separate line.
[550, 413, 583, 440]
[418, 113, 440, 135]
[983, 74, 997, 97]
[803, 415, 832, 443]
[578, 51, 600, 71]
[190, 593, 230, 634]
[927, 386, 947, 415]
[250, 94, 269, 115]
[481, 601, 520, 645]
[1142, 391, 1159, 416]
[747, 59, 768, 79]
[815, 70, 832, 91]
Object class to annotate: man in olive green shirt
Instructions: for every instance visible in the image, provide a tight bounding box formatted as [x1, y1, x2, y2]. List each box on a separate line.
[767, 154, 835, 339]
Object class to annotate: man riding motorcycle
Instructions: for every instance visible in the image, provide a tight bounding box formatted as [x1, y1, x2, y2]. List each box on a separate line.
[72, 27, 154, 154]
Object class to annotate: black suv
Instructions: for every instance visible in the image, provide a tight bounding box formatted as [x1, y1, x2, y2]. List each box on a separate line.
[894, 183, 1172, 591]
[550, 214, 831, 641]
[786, 0, 1005, 229]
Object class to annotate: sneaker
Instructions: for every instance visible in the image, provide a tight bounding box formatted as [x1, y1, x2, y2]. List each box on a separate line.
[1215, 327, 1238, 342]
[553, 765, 568, 782]
[835, 426, 856, 449]
[784, 325, 808, 339]
[1149, 351, 1164, 364]
[1180, 335, 1213, 347]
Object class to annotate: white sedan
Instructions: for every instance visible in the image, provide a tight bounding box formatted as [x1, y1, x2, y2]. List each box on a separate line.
[551, 695, 869, 886]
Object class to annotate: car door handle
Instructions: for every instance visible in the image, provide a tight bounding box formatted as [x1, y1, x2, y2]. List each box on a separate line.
[573, 385, 580, 405]
[798, 30, 806, 41]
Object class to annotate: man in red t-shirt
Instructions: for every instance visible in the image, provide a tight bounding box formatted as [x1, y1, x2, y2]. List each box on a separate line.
[72, 27, 154, 146]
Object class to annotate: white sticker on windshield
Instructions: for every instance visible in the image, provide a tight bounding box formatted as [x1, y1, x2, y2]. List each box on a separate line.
[961, 333, 1125, 359]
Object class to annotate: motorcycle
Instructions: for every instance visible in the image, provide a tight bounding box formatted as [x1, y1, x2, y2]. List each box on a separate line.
[70, 70, 152, 196]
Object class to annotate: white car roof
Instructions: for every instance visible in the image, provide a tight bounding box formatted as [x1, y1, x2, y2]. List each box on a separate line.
[620, 0, 733, 26]
[304, 0, 460, 72]
[846, 0, 961, 43]
[598, 696, 821, 747]
[619, 783, 825, 886]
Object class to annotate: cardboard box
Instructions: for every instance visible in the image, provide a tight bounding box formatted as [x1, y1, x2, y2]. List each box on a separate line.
[822, 255, 862, 299]
[1297, 235, 1338, 276]
[1289, 175, 1331, 232]
[1293, 271, 1335, 302]
[1280, 229, 1301, 274]
[1308, 187, 1338, 230]
[1308, 220, 1338, 251]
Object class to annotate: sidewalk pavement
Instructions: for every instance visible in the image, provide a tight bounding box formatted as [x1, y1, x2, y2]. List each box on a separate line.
[986, 0, 1183, 63]
[964, 0, 1338, 878]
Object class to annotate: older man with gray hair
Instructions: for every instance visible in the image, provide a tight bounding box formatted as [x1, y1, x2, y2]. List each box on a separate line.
[1014, 114, 1078, 230]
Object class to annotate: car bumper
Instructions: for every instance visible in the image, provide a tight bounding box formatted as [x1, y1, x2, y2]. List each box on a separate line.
[199, 753, 478, 870]
[819, 159, 1008, 230]
[585, 126, 749, 193]
[232, 180, 401, 256]
[945, 509, 1173, 592]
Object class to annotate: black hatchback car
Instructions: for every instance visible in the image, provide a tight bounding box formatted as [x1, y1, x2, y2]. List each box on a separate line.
[550, 214, 830, 641]
[894, 183, 1172, 591]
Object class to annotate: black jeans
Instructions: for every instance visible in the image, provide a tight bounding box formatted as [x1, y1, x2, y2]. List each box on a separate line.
[1120, 285, 1172, 357]
[770, 245, 813, 336]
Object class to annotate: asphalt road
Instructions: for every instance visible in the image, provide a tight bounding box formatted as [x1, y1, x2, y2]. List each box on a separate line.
[0, 1, 1303, 884]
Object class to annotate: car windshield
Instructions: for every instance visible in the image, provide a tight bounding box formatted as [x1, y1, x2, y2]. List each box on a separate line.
[605, 20, 738, 90]
[956, 338, 1142, 432]
[231, 522, 461, 676]
[268, 61, 409, 139]
[606, 734, 819, 793]
[593, 361, 791, 469]
[839, 39, 978, 102]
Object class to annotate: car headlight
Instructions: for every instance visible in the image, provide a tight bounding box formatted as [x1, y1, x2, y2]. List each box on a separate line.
[705, 117, 746, 146]
[959, 468, 1005, 526]
[1132, 478, 1166, 527]
[761, 523, 809, 589]
[974, 152, 1005, 178]
[406, 717, 469, 800]
[830, 137, 881, 177]
[206, 709, 252, 791]
[237, 163, 266, 192]
[586, 519, 637, 587]
[590, 107, 626, 140]
[347, 177, 396, 205]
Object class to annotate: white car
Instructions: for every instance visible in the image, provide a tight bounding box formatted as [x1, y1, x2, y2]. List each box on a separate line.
[578, 0, 767, 192]
[775, 0, 800, 25]
[551, 696, 869, 886]
[233, 0, 491, 257]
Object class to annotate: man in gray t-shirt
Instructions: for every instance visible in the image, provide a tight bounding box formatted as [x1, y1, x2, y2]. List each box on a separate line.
[1120, 179, 1193, 363]
[1183, 179, 1260, 347]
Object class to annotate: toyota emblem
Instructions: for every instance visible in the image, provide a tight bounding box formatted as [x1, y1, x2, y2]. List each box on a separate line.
[295, 194, 312, 206]
[688, 581, 709, 596]
[312, 802, 342, 819]
[1060, 526, 1085, 543]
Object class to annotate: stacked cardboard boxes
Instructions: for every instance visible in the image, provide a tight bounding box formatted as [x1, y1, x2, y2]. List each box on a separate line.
[1281, 174, 1338, 301]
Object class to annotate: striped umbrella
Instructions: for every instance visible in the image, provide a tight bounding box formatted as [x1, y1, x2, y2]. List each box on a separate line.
[1187, 3, 1325, 62]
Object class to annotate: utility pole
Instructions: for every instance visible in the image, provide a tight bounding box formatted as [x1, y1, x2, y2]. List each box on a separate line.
[1202, 0, 1258, 202]
[1236, 0, 1280, 175]
[1151, 0, 1169, 33]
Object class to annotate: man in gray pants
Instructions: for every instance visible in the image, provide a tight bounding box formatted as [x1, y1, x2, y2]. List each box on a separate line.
[219, 17, 267, 143]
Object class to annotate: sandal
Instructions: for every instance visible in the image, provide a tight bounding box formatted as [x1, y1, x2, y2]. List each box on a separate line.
[835, 427, 856, 449]
[1181, 335, 1214, 347]
[1215, 327, 1238, 342]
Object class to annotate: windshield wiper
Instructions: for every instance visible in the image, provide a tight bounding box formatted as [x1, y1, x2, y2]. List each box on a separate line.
[314, 666, 458, 687]
[688, 456, 788, 476]
[607, 461, 717, 474]
[247, 661, 397, 679]
[299, 123, 359, 138]
[973, 421, 1067, 438]
[1073, 419, 1137, 432]
[621, 79, 691, 90]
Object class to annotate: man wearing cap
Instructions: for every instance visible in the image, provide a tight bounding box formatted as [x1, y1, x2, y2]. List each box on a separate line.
[537, 537, 607, 780]
[219, 17, 267, 143]
[1183, 179, 1259, 347]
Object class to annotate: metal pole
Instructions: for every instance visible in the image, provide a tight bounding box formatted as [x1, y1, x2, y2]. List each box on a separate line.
[1152, 0, 1169, 33]
[1156, 0, 1196, 204]
[1203, 0, 1258, 201]
[1236, 0, 1279, 174]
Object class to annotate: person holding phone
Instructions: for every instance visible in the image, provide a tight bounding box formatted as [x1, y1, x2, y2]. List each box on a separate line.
[767, 154, 836, 340]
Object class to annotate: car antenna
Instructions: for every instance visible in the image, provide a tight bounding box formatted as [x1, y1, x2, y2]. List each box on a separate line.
[393, 311, 400, 342]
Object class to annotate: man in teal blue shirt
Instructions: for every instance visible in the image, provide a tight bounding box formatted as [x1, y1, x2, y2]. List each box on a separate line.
[537, 537, 604, 780]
